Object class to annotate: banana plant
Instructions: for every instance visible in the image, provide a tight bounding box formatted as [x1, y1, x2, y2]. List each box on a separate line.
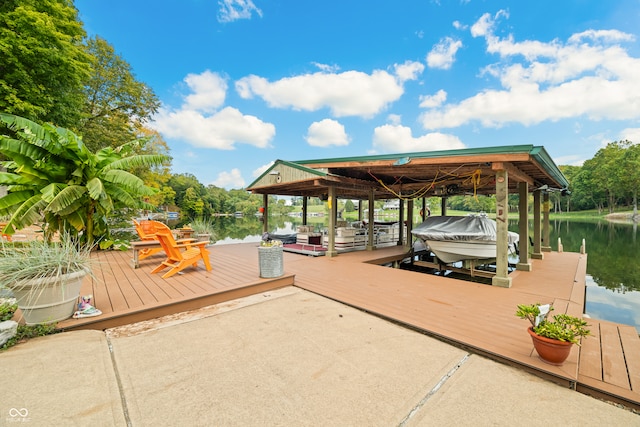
[0, 113, 169, 245]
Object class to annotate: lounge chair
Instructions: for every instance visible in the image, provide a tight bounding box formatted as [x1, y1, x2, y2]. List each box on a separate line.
[150, 230, 212, 278]
[132, 219, 194, 262]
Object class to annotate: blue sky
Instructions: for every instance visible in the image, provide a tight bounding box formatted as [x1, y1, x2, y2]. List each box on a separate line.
[75, 0, 640, 190]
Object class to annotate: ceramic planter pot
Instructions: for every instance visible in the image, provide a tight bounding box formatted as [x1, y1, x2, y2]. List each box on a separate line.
[527, 326, 573, 366]
[10, 270, 87, 325]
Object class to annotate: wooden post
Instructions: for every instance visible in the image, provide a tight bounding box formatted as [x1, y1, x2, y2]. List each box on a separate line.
[532, 190, 543, 259]
[398, 198, 404, 246]
[542, 192, 551, 252]
[406, 199, 414, 248]
[327, 186, 337, 257]
[441, 196, 447, 216]
[262, 194, 269, 234]
[421, 198, 427, 221]
[367, 189, 375, 251]
[516, 182, 532, 271]
[492, 168, 512, 288]
[302, 196, 308, 226]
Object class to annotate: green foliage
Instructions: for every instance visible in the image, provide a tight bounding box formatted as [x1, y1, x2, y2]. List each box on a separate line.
[79, 36, 160, 152]
[516, 303, 590, 345]
[0, 297, 18, 321]
[0, 238, 93, 288]
[188, 217, 216, 242]
[0, 114, 169, 244]
[0, 322, 58, 351]
[0, 0, 90, 128]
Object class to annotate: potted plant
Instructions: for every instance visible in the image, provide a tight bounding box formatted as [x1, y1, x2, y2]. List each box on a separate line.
[0, 239, 95, 325]
[189, 218, 216, 244]
[516, 303, 591, 366]
[258, 238, 284, 278]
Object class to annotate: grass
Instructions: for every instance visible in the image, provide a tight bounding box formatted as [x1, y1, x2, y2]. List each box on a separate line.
[0, 323, 59, 351]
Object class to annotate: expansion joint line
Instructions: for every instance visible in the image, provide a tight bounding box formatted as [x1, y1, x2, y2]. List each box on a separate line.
[397, 353, 471, 427]
[107, 334, 133, 427]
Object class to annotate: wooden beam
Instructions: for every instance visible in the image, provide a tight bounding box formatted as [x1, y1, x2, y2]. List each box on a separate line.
[492, 162, 534, 185]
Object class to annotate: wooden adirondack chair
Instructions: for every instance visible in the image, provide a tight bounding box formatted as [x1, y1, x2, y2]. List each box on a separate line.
[132, 219, 195, 262]
[132, 219, 166, 260]
[150, 230, 212, 278]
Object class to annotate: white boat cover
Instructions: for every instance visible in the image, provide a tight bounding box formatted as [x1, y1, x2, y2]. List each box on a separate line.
[411, 215, 518, 245]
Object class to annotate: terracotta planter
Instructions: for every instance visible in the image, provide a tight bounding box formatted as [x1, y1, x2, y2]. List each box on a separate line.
[527, 326, 573, 366]
[10, 270, 87, 325]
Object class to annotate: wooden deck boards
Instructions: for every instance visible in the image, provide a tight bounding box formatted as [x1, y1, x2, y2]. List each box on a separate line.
[56, 242, 639, 409]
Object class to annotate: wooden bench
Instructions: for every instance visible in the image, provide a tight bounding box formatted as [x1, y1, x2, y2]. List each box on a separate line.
[131, 240, 162, 268]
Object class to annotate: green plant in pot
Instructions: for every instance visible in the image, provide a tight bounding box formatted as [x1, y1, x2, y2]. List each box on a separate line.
[189, 218, 216, 244]
[516, 303, 591, 366]
[0, 238, 94, 325]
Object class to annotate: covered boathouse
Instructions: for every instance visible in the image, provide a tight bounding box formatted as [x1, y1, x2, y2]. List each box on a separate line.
[246, 145, 570, 288]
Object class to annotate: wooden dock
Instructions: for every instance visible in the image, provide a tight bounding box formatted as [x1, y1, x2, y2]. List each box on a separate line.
[57, 243, 640, 410]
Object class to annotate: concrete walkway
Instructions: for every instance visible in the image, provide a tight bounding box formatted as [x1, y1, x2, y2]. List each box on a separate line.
[1, 287, 638, 426]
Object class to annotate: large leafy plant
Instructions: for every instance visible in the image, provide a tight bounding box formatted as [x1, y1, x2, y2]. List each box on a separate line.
[0, 113, 168, 245]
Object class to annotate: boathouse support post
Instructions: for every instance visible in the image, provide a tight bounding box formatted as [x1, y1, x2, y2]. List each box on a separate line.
[262, 194, 269, 234]
[421, 198, 427, 221]
[532, 190, 543, 259]
[327, 186, 338, 257]
[302, 196, 308, 226]
[542, 192, 551, 252]
[398, 198, 405, 246]
[517, 182, 532, 271]
[492, 167, 512, 288]
[367, 189, 375, 251]
[406, 199, 414, 248]
[441, 196, 447, 216]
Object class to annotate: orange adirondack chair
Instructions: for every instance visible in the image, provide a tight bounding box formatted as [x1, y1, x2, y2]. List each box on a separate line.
[132, 219, 194, 262]
[150, 230, 212, 278]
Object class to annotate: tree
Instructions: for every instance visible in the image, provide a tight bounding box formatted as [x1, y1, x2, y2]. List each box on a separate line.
[0, 0, 90, 128]
[130, 127, 174, 209]
[618, 141, 640, 218]
[344, 199, 355, 213]
[0, 114, 169, 245]
[79, 36, 160, 152]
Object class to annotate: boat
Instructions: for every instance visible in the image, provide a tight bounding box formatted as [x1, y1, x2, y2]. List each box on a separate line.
[411, 215, 519, 264]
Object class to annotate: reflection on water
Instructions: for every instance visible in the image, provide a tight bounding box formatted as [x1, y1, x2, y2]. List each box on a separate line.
[215, 216, 640, 332]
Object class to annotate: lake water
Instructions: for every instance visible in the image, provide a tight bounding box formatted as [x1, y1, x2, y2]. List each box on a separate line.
[212, 216, 640, 333]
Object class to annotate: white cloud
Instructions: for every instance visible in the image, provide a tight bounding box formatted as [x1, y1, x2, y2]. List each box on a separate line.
[426, 37, 463, 69]
[387, 114, 402, 125]
[619, 128, 640, 144]
[253, 161, 275, 178]
[420, 15, 640, 130]
[305, 119, 350, 147]
[152, 70, 276, 150]
[453, 20, 467, 31]
[569, 29, 635, 44]
[153, 106, 275, 150]
[212, 168, 245, 189]
[470, 10, 509, 38]
[312, 62, 340, 73]
[394, 60, 425, 82]
[372, 124, 465, 153]
[183, 71, 227, 113]
[235, 69, 408, 118]
[218, 0, 262, 23]
[419, 89, 447, 108]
